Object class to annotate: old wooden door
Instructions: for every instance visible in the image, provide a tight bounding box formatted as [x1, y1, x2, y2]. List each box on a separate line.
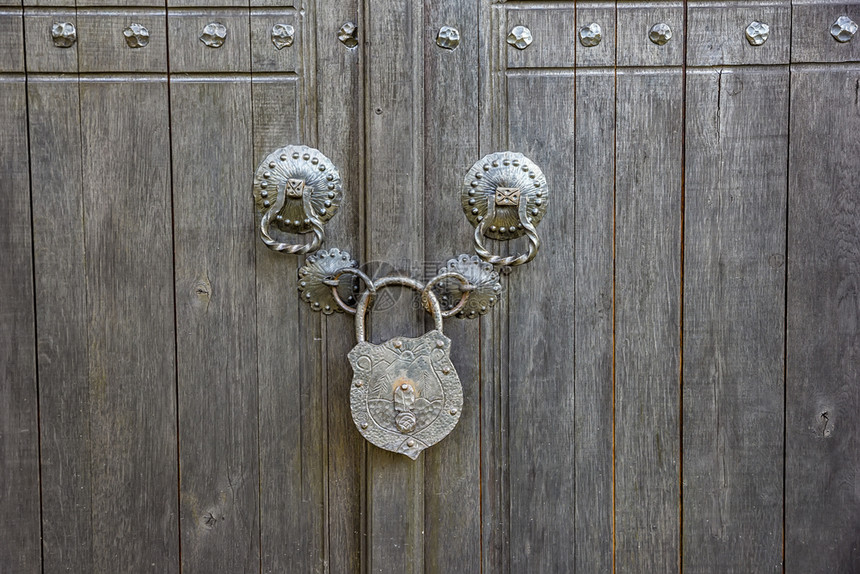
[3, 0, 860, 572]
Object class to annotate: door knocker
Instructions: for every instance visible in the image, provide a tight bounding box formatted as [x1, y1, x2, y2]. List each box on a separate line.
[253, 145, 550, 458]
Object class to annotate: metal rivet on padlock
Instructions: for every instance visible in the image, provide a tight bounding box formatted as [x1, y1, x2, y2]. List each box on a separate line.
[347, 277, 463, 459]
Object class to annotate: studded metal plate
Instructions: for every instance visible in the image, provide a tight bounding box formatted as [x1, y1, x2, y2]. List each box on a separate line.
[253, 145, 343, 234]
[297, 248, 358, 314]
[434, 254, 502, 318]
[348, 330, 463, 459]
[461, 151, 548, 241]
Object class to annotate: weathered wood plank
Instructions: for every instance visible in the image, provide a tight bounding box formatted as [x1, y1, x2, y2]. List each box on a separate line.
[614, 68, 682, 574]
[0, 75, 40, 574]
[477, 4, 510, 572]
[169, 77, 259, 572]
[80, 77, 179, 572]
[682, 67, 788, 573]
[506, 70, 576, 573]
[253, 77, 327, 573]
[786, 65, 860, 574]
[313, 1, 364, 571]
[28, 76, 94, 574]
[573, 68, 615, 574]
[364, 0, 426, 572]
[422, 1, 482, 572]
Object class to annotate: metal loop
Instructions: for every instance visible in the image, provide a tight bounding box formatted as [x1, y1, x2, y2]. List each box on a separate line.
[326, 267, 376, 315]
[473, 192, 541, 267]
[423, 272, 473, 318]
[259, 186, 325, 254]
[355, 277, 443, 343]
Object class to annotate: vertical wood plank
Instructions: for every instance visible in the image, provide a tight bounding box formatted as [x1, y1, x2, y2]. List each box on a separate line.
[614, 68, 682, 574]
[0, 75, 41, 574]
[80, 77, 179, 572]
[573, 67, 615, 574]
[253, 77, 327, 573]
[477, 5, 509, 572]
[28, 76, 94, 573]
[170, 77, 259, 572]
[506, 71, 576, 573]
[682, 67, 788, 573]
[786, 65, 860, 573]
[364, 0, 425, 572]
[423, 1, 482, 572]
[314, 1, 365, 571]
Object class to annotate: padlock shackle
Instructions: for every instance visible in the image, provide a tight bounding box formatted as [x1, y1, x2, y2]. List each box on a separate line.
[355, 276, 444, 343]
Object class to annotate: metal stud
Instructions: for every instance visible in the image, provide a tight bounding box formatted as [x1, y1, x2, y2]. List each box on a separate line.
[745, 21, 769, 46]
[200, 22, 227, 48]
[51, 22, 76, 48]
[579, 23, 602, 47]
[649, 23, 672, 45]
[271, 23, 295, 50]
[338, 21, 358, 48]
[831, 16, 858, 43]
[507, 25, 533, 50]
[436, 25, 460, 50]
[123, 23, 149, 49]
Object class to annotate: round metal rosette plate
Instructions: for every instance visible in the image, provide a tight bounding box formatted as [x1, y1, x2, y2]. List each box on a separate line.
[252, 144, 343, 234]
[433, 254, 502, 318]
[297, 248, 359, 314]
[461, 151, 548, 241]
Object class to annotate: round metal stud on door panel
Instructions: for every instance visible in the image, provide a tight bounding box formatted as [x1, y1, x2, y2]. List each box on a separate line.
[252, 144, 343, 254]
[461, 151, 547, 267]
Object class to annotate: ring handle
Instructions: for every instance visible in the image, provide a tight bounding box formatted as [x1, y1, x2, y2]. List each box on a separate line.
[473, 192, 541, 267]
[259, 188, 325, 254]
[355, 277, 444, 343]
[422, 272, 473, 318]
[253, 144, 343, 255]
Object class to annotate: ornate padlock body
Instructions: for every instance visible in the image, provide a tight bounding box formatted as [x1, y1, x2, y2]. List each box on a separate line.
[348, 330, 462, 459]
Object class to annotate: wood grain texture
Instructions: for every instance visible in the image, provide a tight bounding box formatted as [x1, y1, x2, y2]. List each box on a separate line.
[0, 76, 41, 574]
[170, 77, 259, 572]
[786, 65, 860, 574]
[253, 77, 326, 574]
[682, 67, 788, 573]
[0, 10, 24, 72]
[76, 10, 167, 73]
[167, 11, 250, 73]
[313, 0, 364, 571]
[506, 70, 576, 573]
[617, 3, 684, 67]
[27, 77, 93, 574]
[614, 68, 682, 574]
[573, 68, 615, 574]
[422, 0, 482, 572]
[364, 1, 426, 572]
[80, 78, 179, 572]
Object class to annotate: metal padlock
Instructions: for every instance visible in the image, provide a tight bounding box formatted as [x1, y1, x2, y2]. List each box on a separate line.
[348, 277, 463, 459]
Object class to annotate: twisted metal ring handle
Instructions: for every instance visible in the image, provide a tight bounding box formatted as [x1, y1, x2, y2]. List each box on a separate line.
[355, 277, 443, 343]
[473, 192, 541, 267]
[259, 190, 325, 254]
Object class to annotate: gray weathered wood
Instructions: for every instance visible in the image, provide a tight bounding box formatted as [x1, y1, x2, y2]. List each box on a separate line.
[28, 76, 94, 574]
[683, 67, 788, 573]
[253, 76, 326, 573]
[80, 77, 179, 572]
[0, 75, 41, 574]
[506, 70, 576, 572]
[573, 67, 615, 574]
[23, 8, 77, 73]
[76, 10, 167, 73]
[364, 1, 426, 572]
[170, 76, 260, 571]
[422, 1, 482, 572]
[614, 68, 683, 574]
[313, 1, 364, 571]
[785, 65, 860, 574]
